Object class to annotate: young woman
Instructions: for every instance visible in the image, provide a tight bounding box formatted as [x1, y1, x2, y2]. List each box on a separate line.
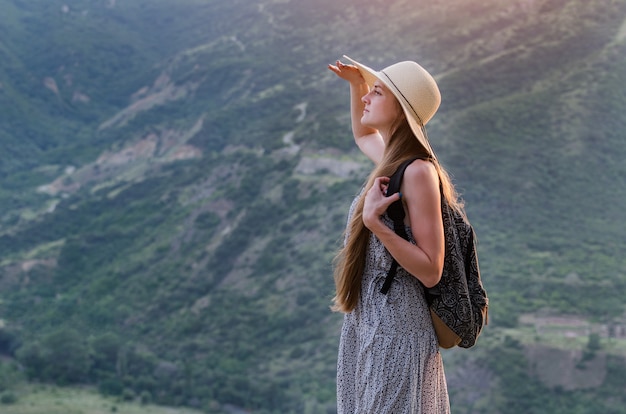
[328, 56, 462, 413]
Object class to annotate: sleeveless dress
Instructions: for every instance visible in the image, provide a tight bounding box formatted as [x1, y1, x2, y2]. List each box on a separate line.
[336, 195, 450, 414]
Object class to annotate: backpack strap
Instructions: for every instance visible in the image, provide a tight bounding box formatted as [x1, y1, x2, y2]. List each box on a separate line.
[380, 158, 419, 294]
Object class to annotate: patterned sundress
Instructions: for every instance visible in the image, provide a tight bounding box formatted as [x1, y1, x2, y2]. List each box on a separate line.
[336, 195, 450, 414]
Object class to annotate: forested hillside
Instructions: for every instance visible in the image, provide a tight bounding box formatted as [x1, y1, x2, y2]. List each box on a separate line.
[1, 0, 625, 413]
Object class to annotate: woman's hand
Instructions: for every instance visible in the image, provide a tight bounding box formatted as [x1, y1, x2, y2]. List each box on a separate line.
[362, 177, 401, 232]
[328, 60, 365, 85]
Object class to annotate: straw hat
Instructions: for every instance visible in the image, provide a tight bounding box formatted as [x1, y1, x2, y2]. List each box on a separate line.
[343, 55, 441, 155]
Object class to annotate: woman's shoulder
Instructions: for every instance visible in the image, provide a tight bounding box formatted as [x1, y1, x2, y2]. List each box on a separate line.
[403, 158, 438, 185]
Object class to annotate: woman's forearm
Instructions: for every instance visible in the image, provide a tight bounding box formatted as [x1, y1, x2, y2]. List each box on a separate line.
[349, 81, 377, 140]
[368, 221, 442, 288]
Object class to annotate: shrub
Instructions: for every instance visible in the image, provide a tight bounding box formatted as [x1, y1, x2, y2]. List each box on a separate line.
[140, 390, 152, 404]
[122, 388, 136, 401]
[0, 392, 17, 404]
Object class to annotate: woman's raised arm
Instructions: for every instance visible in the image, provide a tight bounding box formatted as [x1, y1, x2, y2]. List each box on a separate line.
[328, 60, 385, 164]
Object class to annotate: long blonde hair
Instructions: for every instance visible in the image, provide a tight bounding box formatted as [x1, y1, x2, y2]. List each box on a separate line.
[332, 111, 464, 313]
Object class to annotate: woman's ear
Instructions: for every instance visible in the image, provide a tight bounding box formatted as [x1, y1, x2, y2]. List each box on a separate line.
[395, 100, 407, 122]
[390, 109, 407, 133]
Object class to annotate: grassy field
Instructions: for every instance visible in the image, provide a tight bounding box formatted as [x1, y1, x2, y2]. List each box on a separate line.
[1, 385, 204, 414]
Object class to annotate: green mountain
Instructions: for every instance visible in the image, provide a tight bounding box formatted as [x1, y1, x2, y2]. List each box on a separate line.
[1, 0, 626, 412]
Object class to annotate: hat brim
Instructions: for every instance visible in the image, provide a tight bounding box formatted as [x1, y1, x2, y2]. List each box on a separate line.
[343, 55, 434, 156]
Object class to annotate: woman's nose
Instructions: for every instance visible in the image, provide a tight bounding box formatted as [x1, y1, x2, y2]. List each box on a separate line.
[361, 92, 370, 104]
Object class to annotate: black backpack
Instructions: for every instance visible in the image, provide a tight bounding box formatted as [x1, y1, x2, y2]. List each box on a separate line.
[381, 158, 488, 348]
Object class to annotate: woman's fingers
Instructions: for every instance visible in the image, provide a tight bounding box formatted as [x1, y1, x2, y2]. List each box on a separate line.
[367, 177, 398, 206]
[328, 60, 363, 82]
[373, 176, 390, 195]
[362, 177, 401, 230]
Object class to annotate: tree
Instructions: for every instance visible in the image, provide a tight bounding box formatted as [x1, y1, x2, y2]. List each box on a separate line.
[40, 328, 92, 384]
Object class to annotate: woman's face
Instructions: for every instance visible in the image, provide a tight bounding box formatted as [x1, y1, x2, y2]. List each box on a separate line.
[361, 80, 401, 138]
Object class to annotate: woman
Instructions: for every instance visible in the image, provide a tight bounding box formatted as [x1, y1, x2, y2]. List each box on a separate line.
[328, 56, 461, 413]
